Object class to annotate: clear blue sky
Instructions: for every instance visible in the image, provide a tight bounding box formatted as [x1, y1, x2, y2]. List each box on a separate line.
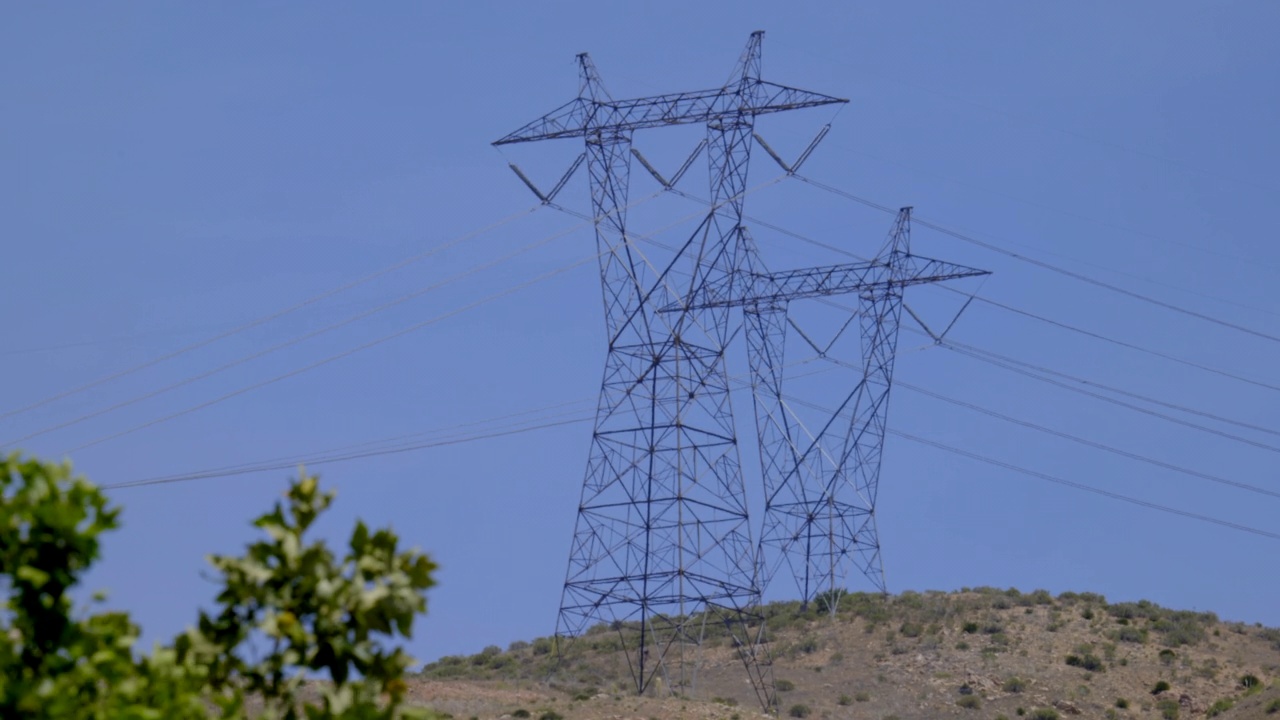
[3, 2, 1279, 664]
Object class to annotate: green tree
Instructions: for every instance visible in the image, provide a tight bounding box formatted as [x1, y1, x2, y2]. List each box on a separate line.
[0, 452, 437, 719]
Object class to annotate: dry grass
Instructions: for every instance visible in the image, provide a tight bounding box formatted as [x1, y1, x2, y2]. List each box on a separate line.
[408, 588, 1280, 719]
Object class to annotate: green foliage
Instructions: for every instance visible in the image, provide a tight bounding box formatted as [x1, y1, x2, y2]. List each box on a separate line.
[1156, 698, 1180, 720]
[1029, 709, 1059, 720]
[956, 695, 981, 710]
[1065, 653, 1105, 672]
[787, 703, 811, 718]
[1158, 649, 1176, 665]
[1206, 698, 1234, 717]
[537, 712, 562, 720]
[0, 453, 437, 720]
[1003, 677, 1027, 693]
[1152, 680, 1172, 694]
[837, 695, 852, 706]
[1114, 698, 1129, 708]
[1267, 698, 1280, 714]
[1241, 674, 1263, 692]
[775, 679, 795, 692]
[962, 621, 979, 634]
[511, 711, 531, 718]
[854, 691, 870, 702]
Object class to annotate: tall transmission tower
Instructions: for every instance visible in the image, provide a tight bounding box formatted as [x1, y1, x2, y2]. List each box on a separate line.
[494, 33, 845, 706]
[672, 209, 989, 610]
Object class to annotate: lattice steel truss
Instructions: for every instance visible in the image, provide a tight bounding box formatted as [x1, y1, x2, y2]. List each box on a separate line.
[495, 33, 845, 708]
[675, 209, 988, 611]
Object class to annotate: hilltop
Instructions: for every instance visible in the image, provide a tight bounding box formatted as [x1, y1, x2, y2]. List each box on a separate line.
[408, 588, 1280, 720]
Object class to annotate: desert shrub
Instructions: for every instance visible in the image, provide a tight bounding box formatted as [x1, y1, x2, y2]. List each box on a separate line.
[1241, 674, 1263, 693]
[1113, 626, 1147, 644]
[813, 588, 846, 614]
[775, 679, 795, 692]
[1029, 709, 1059, 720]
[511, 710, 531, 719]
[1029, 589, 1054, 605]
[963, 621, 980, 634]
[538, 712, 563, 720]
[711, 696, 738, 706]
[837, 694, 852, 706]
[1115, 698, 1128, 708]
[957, 695, 981, 709]
[1157, 698, 1180, 719]
[900, 621, 924, 638]
[532, 637, 553, 655]
[855, 691, 870, 702]
[796, 635, 820, 654]
[1267, 698, 1280, 714]
[1151, 680, 1171, 694]
[788, 703, 811, 718]
[1206, 698, 1235, 717]
[1065, 654, 1105, 672]
[1159, 649, 1177, 665]
[956, 641, 970, 650]
[1082, 607, 1094, 620]
[1003, 677, 1028, 693]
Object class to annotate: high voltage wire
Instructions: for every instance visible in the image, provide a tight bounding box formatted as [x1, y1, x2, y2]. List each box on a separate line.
[774, 394, 1280, 542]
[0, 206, 541, 423]
[793, 173, 1280, 346]
[1, 211, 612, 448]
[937, 339, 1280, 440]
[47, 181, 776, 456]
[809, 352, 1280, 500]
[60, 253, 601, 455]
[891, 430, 1280, 542]
[709, 187, 1280, 397]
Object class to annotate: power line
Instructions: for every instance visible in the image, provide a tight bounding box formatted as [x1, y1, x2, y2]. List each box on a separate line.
[0, 205, 540, 422]
[56, 181, 775, 457]
[894, 379, 1280, 501]
[795, 173, 1280, 346]
[103, 417, 592, 490]
[891, 429, 1280, 542]
[2, 208, 609, 448]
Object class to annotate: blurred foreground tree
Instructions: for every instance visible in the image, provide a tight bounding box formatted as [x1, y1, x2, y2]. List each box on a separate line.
[0, 452, 437, 719]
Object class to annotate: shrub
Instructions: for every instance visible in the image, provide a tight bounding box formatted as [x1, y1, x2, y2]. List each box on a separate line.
[1114, 626, 1147, 644]
[957, 695, 981, 709]
[1115, 698, 1129, 708]
[1065, 654, 1105, 672]
[1082, 607, 1095, 620]
[963, 621, 980, 634]
[775, 679, 795, 692]
[1267, 698, 1280, 714]
[1158, 649, 1177, 665]
[788, 703, 811, 718]
[900, 621, 924, 637]
[512, 710, 531, 718]
[1241, 674, 1263, 693]
[1029, 709, 1059, 720]
[1157, 698, 1180, 720]
[1206, 698, 1235, 717]
[837, 694, 852, 706]
[956, 641, 970, 650]
[855, 691, 870, 702]
[538, 712, 563, 720]
[1003, 677, 1028, 693]
[1152, 681, 1171, 694]
[532, 637, 553, 655]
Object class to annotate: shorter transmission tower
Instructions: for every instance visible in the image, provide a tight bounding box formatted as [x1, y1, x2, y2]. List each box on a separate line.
[669, 208, 989, 610]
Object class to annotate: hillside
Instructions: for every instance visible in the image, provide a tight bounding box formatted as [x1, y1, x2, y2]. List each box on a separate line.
[409, 588, 1280, 720]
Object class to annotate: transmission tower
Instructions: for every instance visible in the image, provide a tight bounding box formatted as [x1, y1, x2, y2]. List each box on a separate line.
[494, 33, 845, 707]
[675, 209, 989, 611]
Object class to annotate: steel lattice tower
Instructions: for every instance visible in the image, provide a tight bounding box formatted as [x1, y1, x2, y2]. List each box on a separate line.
[677, 209, 988, 610]
[494, 33, 845, 706]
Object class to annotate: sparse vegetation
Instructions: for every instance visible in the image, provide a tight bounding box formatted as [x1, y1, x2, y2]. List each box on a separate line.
[775, 678, 795, 692]
[956, 695, 981, 709]
[1152, 680, 1172, 694]
[1004, 676, 1028, 693]
[787, 703, 811, 718]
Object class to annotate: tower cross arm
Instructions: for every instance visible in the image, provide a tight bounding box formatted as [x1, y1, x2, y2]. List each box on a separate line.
[661, 253, 990, 312]
[493, 82, 847, 145]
